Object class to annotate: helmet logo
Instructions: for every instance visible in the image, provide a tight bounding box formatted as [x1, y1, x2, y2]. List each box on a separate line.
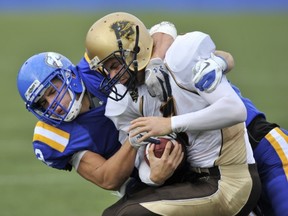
[45, 52, 63, 68]
[25, 79, 42, 102]
[111, 21, 135, 41]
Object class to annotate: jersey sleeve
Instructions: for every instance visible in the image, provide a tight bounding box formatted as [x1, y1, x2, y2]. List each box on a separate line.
[105, 84, 142, 133]
[33, 121, 73, 170]
[171, 76, 247, 132]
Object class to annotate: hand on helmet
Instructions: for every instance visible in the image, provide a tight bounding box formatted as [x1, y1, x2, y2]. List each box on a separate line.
[192, 53, 228, 93]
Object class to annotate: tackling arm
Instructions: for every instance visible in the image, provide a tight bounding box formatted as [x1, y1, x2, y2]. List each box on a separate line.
[76, 139, 137, 190]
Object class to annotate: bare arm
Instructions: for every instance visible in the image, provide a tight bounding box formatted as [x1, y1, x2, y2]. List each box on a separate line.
[151, 33, 174, 59]
[214, 50, 235, 73]
[76, 140, 137, 191]
[149, 21, 177, 59]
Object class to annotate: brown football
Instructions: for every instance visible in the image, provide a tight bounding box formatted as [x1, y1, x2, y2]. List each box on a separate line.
[144, 138, 174, 166]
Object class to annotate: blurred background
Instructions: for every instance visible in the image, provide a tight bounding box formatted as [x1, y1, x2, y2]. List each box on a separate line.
[1, 0, 287, 215]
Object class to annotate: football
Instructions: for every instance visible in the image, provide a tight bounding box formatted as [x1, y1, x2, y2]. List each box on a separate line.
[144, 137, 175, 166]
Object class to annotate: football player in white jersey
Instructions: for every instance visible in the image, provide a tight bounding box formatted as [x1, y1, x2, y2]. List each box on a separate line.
[85, 12, 261, 216]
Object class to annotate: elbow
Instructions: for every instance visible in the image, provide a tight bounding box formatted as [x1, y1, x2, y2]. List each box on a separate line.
[93, 180, 121, 191]
[101, 183, 120, 191]
[100, 175, 130, 191]
[82, 173, 124, 191]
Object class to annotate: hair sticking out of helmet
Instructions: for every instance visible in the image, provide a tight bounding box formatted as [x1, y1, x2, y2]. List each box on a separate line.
[17, 52, 86, 126]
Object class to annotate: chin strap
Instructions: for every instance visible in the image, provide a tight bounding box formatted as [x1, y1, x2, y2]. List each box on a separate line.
[65, 79, 86, 122]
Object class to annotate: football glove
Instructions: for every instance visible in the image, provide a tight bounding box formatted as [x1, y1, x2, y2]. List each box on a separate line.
[145, 58, 172, 102]
[129, 129, 176, 149]
[129, 129, 160, 149]
[192, 53, 228, 93]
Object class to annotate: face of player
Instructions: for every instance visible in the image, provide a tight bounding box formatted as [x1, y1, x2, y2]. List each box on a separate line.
[102, 57, 131, 85]
[37, 79, 73, 118]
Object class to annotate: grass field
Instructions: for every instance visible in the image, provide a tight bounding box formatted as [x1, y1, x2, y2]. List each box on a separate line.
[0, 11, 287, 216]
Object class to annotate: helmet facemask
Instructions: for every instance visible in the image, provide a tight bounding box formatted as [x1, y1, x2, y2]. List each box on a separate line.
[95, 25, 140, 101]
[26, 68, 85, 126]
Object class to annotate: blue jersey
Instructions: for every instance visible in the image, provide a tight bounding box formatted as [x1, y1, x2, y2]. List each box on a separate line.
[32, 56, 121, 170]
[232, 83, 288, 215]
[231, 84, 265, 126]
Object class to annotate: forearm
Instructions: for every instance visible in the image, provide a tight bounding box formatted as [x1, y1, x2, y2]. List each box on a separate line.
[172, 78, 246, 132]
[172, 97, 245, 132]
[151, 33, 174, 59]
[214, 50, 235, 73]
[101, 140, 137, 189]
[77, 140, 137, 190]
[149, 21, 177, 59]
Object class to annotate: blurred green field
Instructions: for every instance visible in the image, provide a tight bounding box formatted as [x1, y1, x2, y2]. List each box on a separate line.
[0, 11, 287, 216]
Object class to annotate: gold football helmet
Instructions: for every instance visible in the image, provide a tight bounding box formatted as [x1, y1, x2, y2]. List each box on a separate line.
[85, 12, 153, 101]
[86, 12, 153, 72]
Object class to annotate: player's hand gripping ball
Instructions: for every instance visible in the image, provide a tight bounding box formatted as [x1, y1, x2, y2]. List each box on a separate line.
[144, 137, 175, 166]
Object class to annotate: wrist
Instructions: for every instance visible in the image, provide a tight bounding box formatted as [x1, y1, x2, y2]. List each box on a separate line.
[149, 174, 164, 186]
[212, 54, 228, 72]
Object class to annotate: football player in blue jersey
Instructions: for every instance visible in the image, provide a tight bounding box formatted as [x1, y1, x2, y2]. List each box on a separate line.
[17, 51, 138, 190]
[189, 54, 288, 216]
[16, 25, 183, 196]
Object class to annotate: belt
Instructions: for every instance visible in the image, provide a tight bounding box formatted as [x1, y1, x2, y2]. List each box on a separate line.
[190, 166, 220, 176]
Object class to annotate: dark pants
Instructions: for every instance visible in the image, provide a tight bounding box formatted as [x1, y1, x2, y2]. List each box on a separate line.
[102, 164, 260, 216]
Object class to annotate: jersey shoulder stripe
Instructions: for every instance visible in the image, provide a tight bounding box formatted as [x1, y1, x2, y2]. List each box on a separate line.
[265, 127, 288, 178]
[84, 52, 90, 62]
[33, 121, 70, 152]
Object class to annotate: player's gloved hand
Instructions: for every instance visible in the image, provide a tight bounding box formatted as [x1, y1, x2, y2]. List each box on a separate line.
[145, 58, 171, 102]
[192, 53, 228, 93]
[149, 21, 177, 39]
[129, 129, 160, 149]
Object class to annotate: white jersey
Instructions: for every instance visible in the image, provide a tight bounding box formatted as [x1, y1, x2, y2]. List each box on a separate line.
[105, 31, 255, 184]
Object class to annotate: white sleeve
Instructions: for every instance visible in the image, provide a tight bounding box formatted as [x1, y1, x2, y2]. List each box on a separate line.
[171, 76, 247, 132]
[135, 146, 162, 186]
[138, 159, 161, 186]
[105, 84, 141, 133]
[70, 150, 87, 170]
